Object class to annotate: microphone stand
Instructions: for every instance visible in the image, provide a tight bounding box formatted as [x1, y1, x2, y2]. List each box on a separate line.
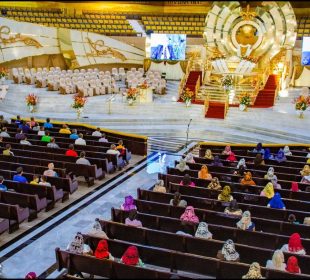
[185, 119, 192, 148]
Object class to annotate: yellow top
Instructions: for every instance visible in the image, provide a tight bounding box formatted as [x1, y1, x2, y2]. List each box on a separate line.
[59, 128, 71, 134]
[30, 180, 39, 185]
[307, 158, 310, 164]
[3, 149, 11, 156]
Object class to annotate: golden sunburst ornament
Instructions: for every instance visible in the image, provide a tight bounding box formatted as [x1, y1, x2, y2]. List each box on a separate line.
[240, 4, 257, 21]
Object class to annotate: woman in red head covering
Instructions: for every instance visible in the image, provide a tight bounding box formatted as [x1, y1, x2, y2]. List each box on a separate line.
[94, 240, 114, 260]
[286, 256, 301, 274]
[120, 246, 144, 267]
[280, 233, 306, 255]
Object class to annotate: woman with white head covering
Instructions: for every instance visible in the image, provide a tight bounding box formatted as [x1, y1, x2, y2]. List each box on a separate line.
[264, 167, 277, 181]
[217, 239, 240, 261]
[237, 158, 247, 169]
[266, 250, 286, 271]
[184, 152, 195, 163]
[236, 211, 255, 231]
[176, 158, 189, 172]
[67, 232, 84, 254]
[283, 145, 292, 156]
[195, 222, 213, 239]
[153, 179, 166, 193]
[87, 219, 109, 239]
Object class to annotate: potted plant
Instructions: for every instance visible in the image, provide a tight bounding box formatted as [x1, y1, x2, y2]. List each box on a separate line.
[72, 94, 87, 119]
[293, 95, 310, 118]
[221, 75, 234, 91]
[25, 94, 38, 113]
[127, 87, 138, 105]
[180, 87, 195, 107]
[238, 93, 251, 111]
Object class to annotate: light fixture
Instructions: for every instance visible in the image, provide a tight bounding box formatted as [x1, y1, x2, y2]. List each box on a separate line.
[277, 62, 284, 71]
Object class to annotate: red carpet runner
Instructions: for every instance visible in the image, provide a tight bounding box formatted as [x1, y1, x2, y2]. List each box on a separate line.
[205, 101, 226, 119]
[253, 74, 278, 108]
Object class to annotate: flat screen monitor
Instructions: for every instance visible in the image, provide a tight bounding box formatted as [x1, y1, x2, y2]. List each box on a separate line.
[301, 37, 310, 66]
[150, 34, 186, 60]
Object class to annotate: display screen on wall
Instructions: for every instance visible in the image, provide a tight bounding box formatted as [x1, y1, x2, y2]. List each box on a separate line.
[150, 34, 186, 60]
[301, 37, 310, 66]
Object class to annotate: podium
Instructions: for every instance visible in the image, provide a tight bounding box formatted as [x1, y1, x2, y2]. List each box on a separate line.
[139, 88, 153, 103]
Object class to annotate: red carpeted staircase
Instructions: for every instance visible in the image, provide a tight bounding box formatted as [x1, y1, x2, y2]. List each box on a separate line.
[205, 101, 226, 119]
[253, 74, 278, 108]
[183, 71, 202, 99]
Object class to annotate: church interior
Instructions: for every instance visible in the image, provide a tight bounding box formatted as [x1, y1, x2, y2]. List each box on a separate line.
[0, 1, 310, 279]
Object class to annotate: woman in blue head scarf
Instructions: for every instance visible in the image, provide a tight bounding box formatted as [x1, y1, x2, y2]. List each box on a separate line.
[264, 148, 274, 160]
[274, 149, 287, 163]
[267, 192, 286, 209]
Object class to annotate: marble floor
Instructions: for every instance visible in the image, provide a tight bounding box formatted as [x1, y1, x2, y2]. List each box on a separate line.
[0, 149, 186, 279]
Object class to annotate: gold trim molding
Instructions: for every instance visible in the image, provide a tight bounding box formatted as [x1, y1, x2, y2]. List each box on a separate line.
[0, 26, 43, 48]
[86, 37, 127, 61]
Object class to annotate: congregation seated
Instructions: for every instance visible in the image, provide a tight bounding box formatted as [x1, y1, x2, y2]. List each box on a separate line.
[43, 163, 58, 177]
[280, 233, 306, 255]
[234, 165, 246, 176]
[169, 192, 187, 207]
[288, 214, 300, 225]
[240, 171, 256, 186]
[65, 144, 78, 157]
[266, 250, 286, 271]
[20, 136, 32, 145]
[30, 174, 40, 185]
[87, 219, 109, 239]
[274, 149, 286, 163]
[120, 195, 136, 211]
[41, 131, 51, 142]
[226, 152, 237, 162]
[207, 177, 222, 190]
[95, 239, 115, 260]
[27, 117, 39, 130]
[125, 209, 142, 228]
[0, 115, 8, 125]
[180, 174, 195, 187]
[116, 140, 127, 164]
[224, 199, 243, 216]
[47, 137, 59, 148]
[153, 179, 166, 193]
[242, 262, 263, 279]
[204, 149, 213, 160]
[175, 158, 189, 172]
[120, 246, 144, 267]
[195, 222, 212, 240]
[75, 133, 86, 146]
[59, 124, 71, 134]
[217, 239, 240, 262]
[300, 164, 310, 177]
[92, 127, 102, 137]
[254, 153, 265, 166]
[222, 145, 232, 155]
[69, 129, 79, 140]
[13, 167, 28, 183]
[43, 118, 53, 129]
[18, 120, 32, 134]
[39, 175, 51, 187]
[210, 155, 223, 167]
[3, 144, 14, 156]
[14, 115, 22, 126]
[76, 151, 91, 165]
[0, 127, 10, 138]
[98, 133, 108, 142]
[267, 192, 286, 209]
[260, 182, 274, 198]
[198, 165, 212, 180]
[264, 167, 277, 180]
[283, 145, 292, 156]
[236, 158, 247, 170]
[37, 126, 45, 136]
[264, 148, 274, 160]
[236, 211, 255, 231]
[15, 128, 26, 140]
[251, 142, 265, 155]
[184, 152, 195, 163]
[180, 206, 199, 224]
[301, 175, 310, 184]
[218, 185, 233, 202]
[0, 176, 8, 191]
[107, 144, 120, 156]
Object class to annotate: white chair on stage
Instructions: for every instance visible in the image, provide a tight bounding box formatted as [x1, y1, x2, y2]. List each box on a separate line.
[24, 69, 35, 85]
[95, 79, 105, 95]
[12, 68, 22, 84]
[0, 84, 9, 100]
[112, 68, 120, 81]
[55, 67, 61, 71]
[103, 79, 112, 94]
[119, 68, 126, 82]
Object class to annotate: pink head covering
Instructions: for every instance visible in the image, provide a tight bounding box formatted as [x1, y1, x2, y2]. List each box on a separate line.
[291, 182, 299, 192]
[180, 206, 199, 224]
[25, 272, 37, 279]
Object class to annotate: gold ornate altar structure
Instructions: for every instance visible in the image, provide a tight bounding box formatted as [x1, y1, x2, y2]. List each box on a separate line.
[191, 1, 297, 114]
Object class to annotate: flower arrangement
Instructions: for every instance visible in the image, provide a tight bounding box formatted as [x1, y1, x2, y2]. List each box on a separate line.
[293, 95, 310, 111]
[72, 94, 87, 109]
[127, 87, 138, 101]
[26, 94, 38, 106]
[180, 87, 195, 103]
[25, 94, 38, 113]
[0, 67, 7, 79]
[241, 56, 258, 63]
[239, 93, 251, 106]
[221, 75, 234, 90]
[138, 81, 149, 89]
